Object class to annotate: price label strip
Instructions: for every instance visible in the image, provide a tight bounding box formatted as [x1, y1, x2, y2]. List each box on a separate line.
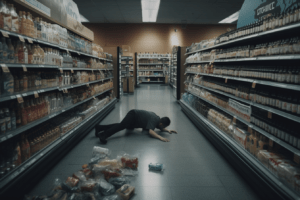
[71, 69, 74, 73]
[1, 30, 9, 38]
[225, 78, 228, 83]
[34, 91, 39, 98]
[252, 81, 257, 88]
[16, 95, 24, 103]
[60, 68, 63, 73]
[268, 111, 272, 119]
[27, 38, 33, 43]
[22, 65, 27, 72]
[1, 64, 10, 72]
[18, 35, 25, 42]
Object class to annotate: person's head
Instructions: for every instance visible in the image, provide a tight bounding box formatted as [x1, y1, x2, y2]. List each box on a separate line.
[158, 117, 171, 129]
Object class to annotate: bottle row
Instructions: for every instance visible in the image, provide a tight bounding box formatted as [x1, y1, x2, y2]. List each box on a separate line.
[184, 86, 300, 149]
[216, 9, 300, 44]
[186, 36, 300, 63]
[138, 59, 169, 64]
[0, 95, 112, 178]
[0, 81, 113, 135]
[0, 0, 110, 57]
[121, 60, 133, 64]
[137, 52, 170, 58]
[0, 68, 113, 97]
[183, 94, 300, 195]
[0, 36, 113, 69]
[121, 66, 134, 71]
[138, 66, 163, 70]
[138, 72, 163, 76]
[187, 75, 300, 116]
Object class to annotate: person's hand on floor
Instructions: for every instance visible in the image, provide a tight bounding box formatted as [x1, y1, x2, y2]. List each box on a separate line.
[160, 137, 170, 142]
[168, 130, 177, 134]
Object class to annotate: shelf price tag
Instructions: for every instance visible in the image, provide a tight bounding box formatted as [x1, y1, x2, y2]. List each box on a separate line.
[86, 83, 89, 87]
[252, 81, 257, 88]
[1, 64, 10, 72]
[98, 69, 101, 72]
[93, 96, 96, 100]
[16, 95, 24, 103]
[233, 116, 237, 123]
[59, 68, 63, 73]
[77, 52, 81, 55]
[268, 111, 272, 119]
[18, 35, 25, 42]
[1, 30, 9, 37]
[225, 78, 228, 83]
[71, 69, 74, 73]
[27, 38, 33, 43]
[22, 65, 27, 72]
[247, 126, 253, 134]
[34, 91, 39, 98]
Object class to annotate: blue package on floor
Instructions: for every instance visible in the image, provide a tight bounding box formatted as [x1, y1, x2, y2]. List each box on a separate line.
[149, 163, 163, 171]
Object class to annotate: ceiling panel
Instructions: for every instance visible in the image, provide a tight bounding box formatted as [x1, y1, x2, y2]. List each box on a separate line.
[74, 0, 244, 24]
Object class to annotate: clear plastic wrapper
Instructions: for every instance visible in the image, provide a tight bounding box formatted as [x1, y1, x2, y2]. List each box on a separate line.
[108, 177, 130, 189]
[53, 178, 80, 194]
[98, 179, 116, 196]
[89, 154, 107, 167]
[98, 159, 122, 169]
[102, 168, 122, 181]
[148, 163, 164, 171]
[102, 194, 122, 200]
[116, 184, 135, 200]
[277, 162, 300, 190]
[80, 179, 98, 192]
[82, 168, 93, 179]
[66, 177, 80, 187]
[68, 193, 85, 200]
[119, 169, 138, 177]
[92, 164, 111, 179]
[93, 146, 111, 157]
[119, 154, 139, 170]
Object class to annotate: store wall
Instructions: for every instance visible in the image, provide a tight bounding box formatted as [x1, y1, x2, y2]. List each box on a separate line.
[84, 23, 236, 53]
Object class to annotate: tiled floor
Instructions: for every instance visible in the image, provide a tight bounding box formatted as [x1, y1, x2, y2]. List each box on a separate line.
[29, 84, 262, 200]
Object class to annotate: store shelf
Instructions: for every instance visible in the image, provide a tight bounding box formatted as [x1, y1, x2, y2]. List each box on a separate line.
[187, 81, 300, 123]
[121, 70, 134, 72]
[139, 75, 164, 77]
[138, 63, 164, 65]
[0, 77, 113, 103]
[185, 71, 300, 91]
[121, 64, 133, 65]
[141, 81, 164, 83]
[214, 55, 300, 62]
[185, 23, 300, 55]
[185, 89, 300, 156]
[179, 100, 299, 200]
[0, 29, 112, 62]
[184, 61, 212, 65]
[138, 57, 170, 59]
[60, 77, 112, 90]
[138, 69, 163, 71]
[62, 68, 113, 71]
[2, 64, 114, 71]
[0, 88, 114, 143]
[0, 98, 117, 190]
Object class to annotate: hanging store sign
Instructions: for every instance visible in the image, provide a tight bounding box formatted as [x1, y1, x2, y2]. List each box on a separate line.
[237, 0, 300, 28]
[20, 0, 51, 17]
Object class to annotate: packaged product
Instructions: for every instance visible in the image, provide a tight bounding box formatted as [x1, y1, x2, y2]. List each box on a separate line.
[257, 150, 282, 169]
[98, 159, 122, 169]
[82, 168, 93, 178]
[92, 164, 110, 177]
[149, 163, 164, 171]
[108, 177, 130, 189]
[98, 178, 116, 196]
[65, 177, 79, 187]
[73, 171, 87, 182]
[102, 194, 122, 200]
[233, 127, 250, 148]
[116, 184, 135, 200]
[80, 179, 98, 192]
[93, 146, 111, 156]
[277, 162, 300, 190]
[120, 154, 139, 170]
[102, 168, 122, 181]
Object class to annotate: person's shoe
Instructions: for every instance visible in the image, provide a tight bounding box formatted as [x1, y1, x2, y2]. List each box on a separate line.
[98, 132, 107, 144]
[95, 124, 102, 137]
[95, 130, 104, 137]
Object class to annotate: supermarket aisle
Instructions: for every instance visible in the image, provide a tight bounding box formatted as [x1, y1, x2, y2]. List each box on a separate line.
[29, 84, 261, 200]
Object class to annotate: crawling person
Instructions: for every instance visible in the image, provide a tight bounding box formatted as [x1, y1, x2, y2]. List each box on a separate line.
[95, 109, 177, 144]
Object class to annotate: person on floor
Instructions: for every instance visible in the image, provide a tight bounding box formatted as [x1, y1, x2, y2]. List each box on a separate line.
[95, 109, 177, 144]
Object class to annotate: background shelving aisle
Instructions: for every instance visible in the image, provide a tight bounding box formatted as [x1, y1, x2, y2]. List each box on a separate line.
[29, 84, 261, 200]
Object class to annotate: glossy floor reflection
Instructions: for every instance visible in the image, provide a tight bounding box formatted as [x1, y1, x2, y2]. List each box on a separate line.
[29, 84, 262, 200]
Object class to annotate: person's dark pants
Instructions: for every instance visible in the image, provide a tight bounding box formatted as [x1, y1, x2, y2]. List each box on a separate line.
[97, 110, 136, 139]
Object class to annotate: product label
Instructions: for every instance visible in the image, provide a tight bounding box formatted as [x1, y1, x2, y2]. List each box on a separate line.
[12, 18, 19, 32]
[3, 16, 11, 31]
[24, 52, 28, 64]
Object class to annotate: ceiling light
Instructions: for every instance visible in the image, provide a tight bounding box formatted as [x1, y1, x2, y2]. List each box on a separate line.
[80, 14, 89, 22]
[141, 0, 160, 22]
[219, 11, 240, 23]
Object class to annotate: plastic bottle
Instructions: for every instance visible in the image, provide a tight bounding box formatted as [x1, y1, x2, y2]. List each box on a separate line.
[11, 108, 16, 130]
[0, 38, 3, 63]
[19, 41, 28, 64]
[20, 102, 27, 126]
[1, 37, 8, 63]
[7, 39, 14, 63]
[10, 4, 18, 33]
[22, 11, 27, 36]
[1, 67, 14, 95]
[3, 1, 11, 31]
[27, 44, 33, 64]
[0, 1, 5, 29]
[27, 12, 34, 38]
[18, 11, 23, 34]
[0, 109, 6, 134]
[4, 107, 11, 132]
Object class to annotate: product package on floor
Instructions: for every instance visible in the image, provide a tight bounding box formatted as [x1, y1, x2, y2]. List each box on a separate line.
[25, 147, 137, 200]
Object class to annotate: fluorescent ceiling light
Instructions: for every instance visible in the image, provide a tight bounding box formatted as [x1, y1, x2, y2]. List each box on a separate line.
[219, 11, 240, 23]
[141, 0, 160, 22]
[80, 14, 89, 22]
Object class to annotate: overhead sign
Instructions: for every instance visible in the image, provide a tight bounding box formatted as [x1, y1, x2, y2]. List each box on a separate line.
[237, 0, 300, 28]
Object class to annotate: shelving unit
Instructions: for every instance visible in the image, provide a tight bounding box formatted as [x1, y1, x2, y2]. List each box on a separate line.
[117, 47, 123, 99]
[121, 55, 135, 93]
[182, 22, 300, 200]
[137, 54, 170, 85]
[0, 3, 117, 197]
